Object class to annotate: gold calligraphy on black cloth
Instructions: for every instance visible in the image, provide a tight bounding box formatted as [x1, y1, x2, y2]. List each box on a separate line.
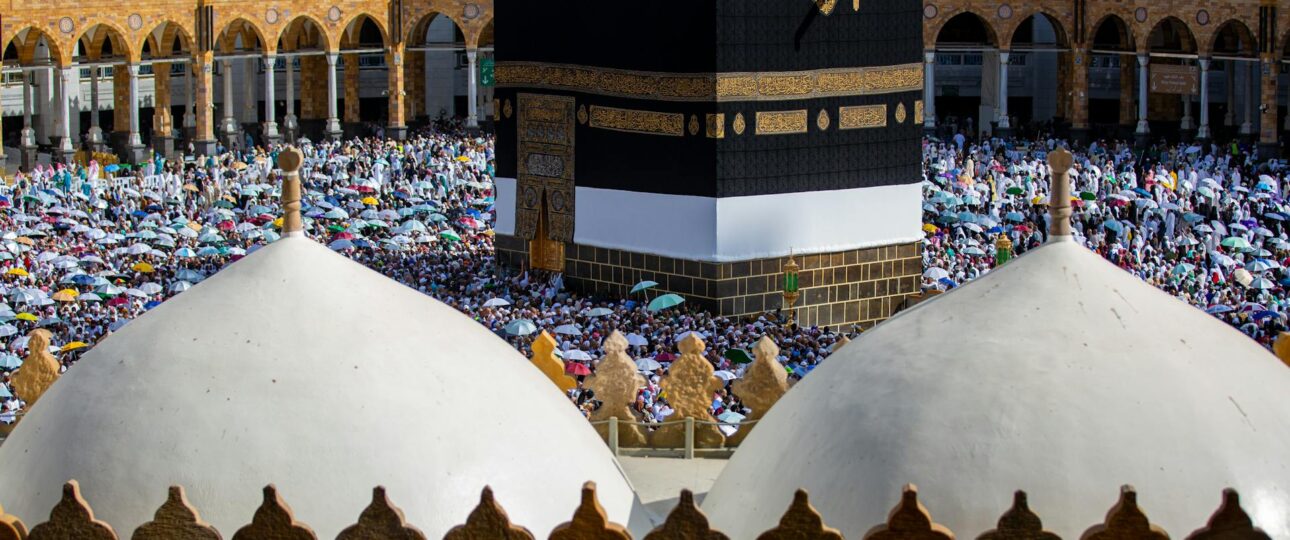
[516, 94, 576, 244]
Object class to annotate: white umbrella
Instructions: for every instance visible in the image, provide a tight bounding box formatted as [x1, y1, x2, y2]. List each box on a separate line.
[626, 333, 649, 347]
[0, 324, 18, 338]
[554, 324, 582, 336]
[635, 358, 662, 371]
[483, 298, 511, 308]
[923, 267, 950, 280]
[169, 281, 194, 293]
[1249, 277, 1276, 290]
[563, 350, 592, 362]
[138, 283, 164, 295]
[713, 370, 738, 381]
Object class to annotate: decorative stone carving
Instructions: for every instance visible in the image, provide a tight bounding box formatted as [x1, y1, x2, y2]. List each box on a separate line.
[1186, 489, 1270, 540]
[832, 335, 851, 353]
[863, 484, 953, 540]
[977, 491, 1059, 540]
[727, 336, 788, 446]
[644, 490, 728, 540]
[1273, 332, 1290, 367]
[585, 331, 648, 447]
[0, 503, 27, 540]
[654, 334, 726, 449]
[131, 486, 220, 540]
[11, 329, 61, 406]
[230, 485, 316, 540]
[27, 481, 117, 540]
[531, 331, 577, 393]
[757, 490, 842, 540]
[549, 482, 631, 540]
[1081, 486, 1168, 540]
[444, 487, 534, 540]
[336, 487, 426, 540]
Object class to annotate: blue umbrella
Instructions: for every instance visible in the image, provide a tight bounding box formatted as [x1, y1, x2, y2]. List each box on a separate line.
[1252, 310, 1280, 321]
[1182, 213, 1205, 223]
[71, 274, 96, 286]
[1205, 305, 1234, 315]
[937, 277, 958, 289]
[630, 281, 658, 294]
[647, 294, 686, 312]
[1103, 220, 1125, 234]
[1005, 212, 1025, 223]
[144, 300, 162, 310]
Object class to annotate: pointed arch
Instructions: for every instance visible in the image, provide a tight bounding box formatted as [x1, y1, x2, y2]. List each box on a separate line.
[1208, 19, 1257, 58]
[3, 26, 64, 66]
[340, 12, 390, 49]
[277, 15, 332, 53]
[217, 17, 269, 53]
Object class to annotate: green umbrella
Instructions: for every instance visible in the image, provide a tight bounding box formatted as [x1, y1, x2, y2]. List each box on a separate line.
[631, 280, 658, 294]
[440, 230, 462, 242]
[1221, 237, 1252, 251]
[647, 293, 685, 312]
[723, 348, 754, 364]
[213, 200, 235, 209]
[1005, 186, 1024, 196]
[1080, 191, 1097, 201]
[504, 319, 537, 336]
[327, 225, 347, 233]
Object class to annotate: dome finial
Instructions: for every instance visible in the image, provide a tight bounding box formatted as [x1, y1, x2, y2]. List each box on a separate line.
[1046, 148, 1074, 238]
[277, 147, 305, 237]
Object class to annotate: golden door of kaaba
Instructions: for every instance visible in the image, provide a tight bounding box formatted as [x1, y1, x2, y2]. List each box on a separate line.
[515, 93, 576, 273]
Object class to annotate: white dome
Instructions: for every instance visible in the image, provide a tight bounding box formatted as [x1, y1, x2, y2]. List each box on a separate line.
[0, 237, 645, 537]
[704, 238, 1290, 538]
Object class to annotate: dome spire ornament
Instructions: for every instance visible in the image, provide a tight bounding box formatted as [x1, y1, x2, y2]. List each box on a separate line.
[277, 147, 305, 237]
[1047, 148, 1074, 238]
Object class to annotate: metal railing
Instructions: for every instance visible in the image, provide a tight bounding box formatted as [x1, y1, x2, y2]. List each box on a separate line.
[588, 416, 757, 460]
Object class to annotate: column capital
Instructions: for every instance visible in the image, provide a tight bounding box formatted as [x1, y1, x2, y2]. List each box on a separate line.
[998, 50, 1010, 62]
[1198, 57, 1211, 70]
[1137, 54, 1149, 66]
[924, 50, 936, 63]
[466, 48, 478, 61]
[326, 52, 339, 65]
[127, 63, 142, 76]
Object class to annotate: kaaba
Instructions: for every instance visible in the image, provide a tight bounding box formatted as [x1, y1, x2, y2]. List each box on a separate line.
[493, 0, 925, 329]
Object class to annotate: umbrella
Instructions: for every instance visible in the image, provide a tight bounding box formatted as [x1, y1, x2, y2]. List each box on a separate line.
[625, 333, 648, 347]
[586, 307, 614, 318]
[630, 280, 658, 294]
[52, 289, 79, 302]
[483, 298, 511, 308]
[1233, 269, 1254, 287]
[132, 262, 156, 273]
[723, 349, 754, 364]
[564, 362, 592, 376]
[1221, 237, 1253, 251]
[0, 353, 21, 369]
[1248, 259, 1280, 272]
[0, 324, 17, 338]
[504, 319, 537, 336]
[635, 358, 662, 371]
[563, 350, 593, 361]
[923, 267, 950, 280]
[169, 281, 194, 293]
[713, 370, 738, 381]
[60, 341, 88, 352]
[15, 313, 37, 322]
[138, 283, 164, 295]
[5, 268, 28, 277]
[647, 293, 685, 312]
[554, 324, 582, 336]
[79, 293, 103, 303]
[1249, 277, 1276, 290]
[439, 230, 462, 242]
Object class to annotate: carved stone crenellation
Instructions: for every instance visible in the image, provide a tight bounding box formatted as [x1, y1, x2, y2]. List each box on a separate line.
[654, 334, 727, 449]
[644, 490, 729, 540]
[336, 487, 426, 540]
[863, 484, 954, 540]
[727, 336, 788, 446]
[131, 486, 221, 540]
[1081, 486, 1169, 540]
[444, 487, 535, 540]
[531, 331, 577, 394]
[548, 482, 631, 540]
[10, 329, 61, 407]
[230, 485, 316, 540]
[756, 489, 843, 540]
[27, 481, 117, 540]
[585, 331, 649, 447]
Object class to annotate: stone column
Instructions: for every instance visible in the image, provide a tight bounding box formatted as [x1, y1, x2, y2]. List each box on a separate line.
[996, 51, 1010, 135]
[192, 52, 217, 156]
[87, 66, 105, 151]
[184, 64, 196, 139]
[1225, 61, 1236, 127]
[342, 53, 360, 130]
[263, 55, 280, 144]
[57, 66, 75, 163]
[1259, 56, 1279, 158]
[923, 50, 936, 132]
[1069, 48, 1090, 143]
[242, 58, 256, 127]
[466, 48, 479, 128]
[283, 55, 297, 141]
[1197, 58, 1211, 141]
[1135, 54, 1149, 139]
[386, 44, 407, 140]
[20, 71, 37, 170]
[1240, 62, 1255, 138]
[221, 59, 239, 146]
[1119, 58, 1135, 128]
[126, 63, 146, 163]
[325, 52, 342, 140]
[152, 62, 174, 158]
[1180, 59, 1194, 136]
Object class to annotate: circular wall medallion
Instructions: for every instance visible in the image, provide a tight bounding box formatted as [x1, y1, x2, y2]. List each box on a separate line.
[58, 17, 75, 34]
[503, 99, 513, 119]
[733, 113, 746, 135]
[577, 105, 588, 125]
[923, 4, 938, 19]
[127, 14, 144, 31]
[1134, 7, 1147, 23]
[327, 6, 343, 23]
[265, 8, 280, 25]
[688, 115, 700, 136]
[550, 190, 567, 212]
[1196, 9, 1210, 26]
[463, 3, 482, 20]
[522, 186, 539, 208]
[996, 4, 1012, 20]
[817, 109, 830, 131]
[895, 102, 908, 124]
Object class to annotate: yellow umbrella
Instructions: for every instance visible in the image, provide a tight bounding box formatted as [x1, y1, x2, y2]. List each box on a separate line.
[5, 268, 28, 277]
[132, 262, 155, 274]
[187, 222, 203, 232]
[273, 217, 284, 229]
[232, 161, 248, 170]
[456, 156, 471, 162]
[14, 237, 33, 246]
[183, 183, 200, 192]
[15, 313, 37, 322]
[922, 223, 939, 234]
[60, 341, 88, 352]
[52, 289, 79, 302]
[361, 197, 379, 205]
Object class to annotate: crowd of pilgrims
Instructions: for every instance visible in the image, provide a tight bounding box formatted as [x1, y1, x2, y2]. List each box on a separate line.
[924, 134, 1290, 350]
[1, 124, 1287, 427]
